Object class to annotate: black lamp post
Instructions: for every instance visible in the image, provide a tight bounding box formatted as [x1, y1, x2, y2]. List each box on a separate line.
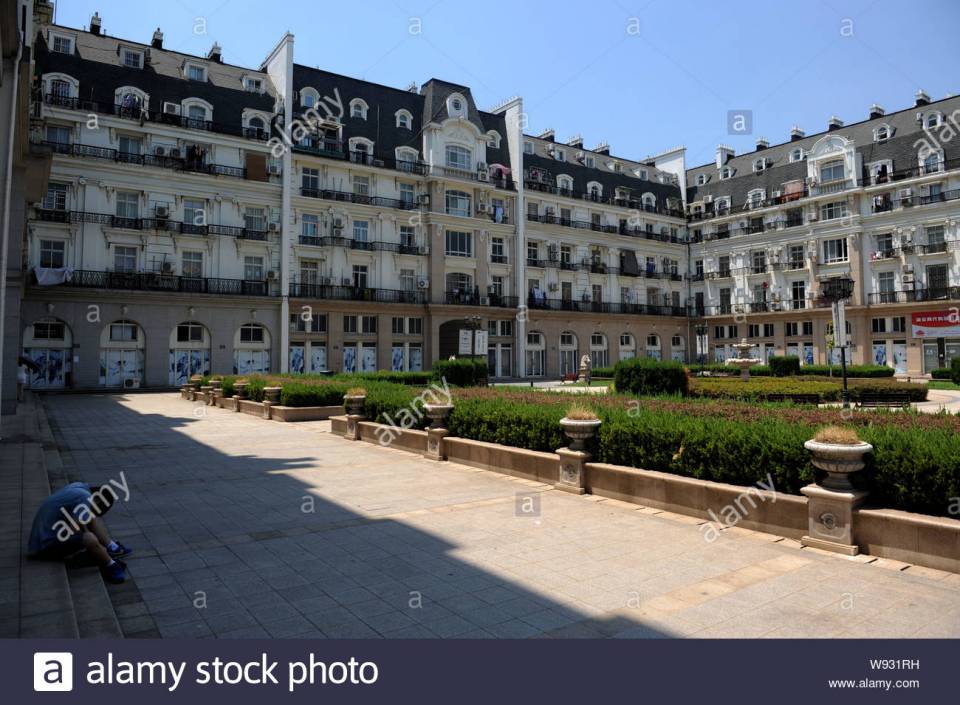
[821, 277, 855, 409]
[695, 323, 709, 375]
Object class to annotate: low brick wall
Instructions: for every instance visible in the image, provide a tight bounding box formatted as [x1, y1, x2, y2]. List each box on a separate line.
[445, 438, 558, 483]
[271, 405, 342, 422]
[331, 415, 348, 434]
[856, 508, 960, 574]
[586, 462, 807, 539]
[238, 400, 263, 416]
[358, 421, 428, 453]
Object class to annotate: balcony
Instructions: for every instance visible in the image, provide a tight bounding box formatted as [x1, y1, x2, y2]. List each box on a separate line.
[35, 269, 277, 296]
[868, 287, 960, 304]
[290, 283, 427, 304]
[490, 254, 509, 264]
[523, 178, 684, 218]
[299, 187, 417, 211]
[527, 297, 685, 317]
[34, 209, 269, 239]
[40, 94, 271, 142]
[39, 141, 247, 179]
[444, 291, 519, 308]
[297, 234, 425, 254]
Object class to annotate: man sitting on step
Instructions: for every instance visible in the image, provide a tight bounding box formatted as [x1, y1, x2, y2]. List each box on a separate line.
[27, 482, 132, 584]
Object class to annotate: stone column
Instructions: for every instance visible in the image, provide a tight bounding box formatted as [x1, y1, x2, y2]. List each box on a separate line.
[423, 403, 453, 461]
[262, 386, 282, 419]
[200, 385, 213, 405]
[344, 394, 366, 441]
[555, 417, 601, 494]
[233, 381, 248, 412]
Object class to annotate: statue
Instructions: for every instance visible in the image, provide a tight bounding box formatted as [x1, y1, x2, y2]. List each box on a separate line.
[578, 354, 592, 385]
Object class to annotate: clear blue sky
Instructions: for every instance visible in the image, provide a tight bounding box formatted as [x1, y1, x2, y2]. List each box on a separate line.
[54, 0, 960, 168]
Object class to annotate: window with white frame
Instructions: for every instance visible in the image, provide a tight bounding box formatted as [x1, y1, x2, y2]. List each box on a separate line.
[182, 251, 203, 278]
[300, 88, 318, 108]
[820, 201, 848, 221]
[352, 175, 370, 196]
[50, 33, 73, 54]
[186, 63, 206, 82]
[183, 198, 205, 226]
[820, 160, 845, 183]
[445, 145, 471, 171]
[243, 256, 264, 281]
[244, 207, 267, 232]
[557, 175, 573, 193]
[445, 230, 472, 257]
[789, 148, 804, 162]
[874, 124, 890, 142]
[49, 78, 72, 98]
[399, 183, 415, 205]
[395, 110, 412, 129]
[245, 77, 263, 92]
[523, 141, 534, 155]
[400, 225, 416, 248]
[302, 214, 320, 237]
[822, 238, 849, 263]
[301, 167, 319, 191]
[487, 131, 501, 149]
[113, 246, 137, 273]
[118, 134, 142, 156]
[445, 190, 471, 217]
[926, 112, 941, 129]
[353, 220, 369, 242]
[45, 124, 71, 145]
[239, 324, 264, 343]
[554, 148, 566, 162]
[39, 239, 65, 268]
[122, 48, 143, 68]
[720, 167, 731, 179]
[922, 151, 942, 174]
[115, 191, 139, 219]
[110, 321, 139, 341]
[696, 174, 706, 185]
[753, 158, 766, 173]
[349, 99, 368, 119]
[43, 183, 68, 210]
[186, 104, 208, 123]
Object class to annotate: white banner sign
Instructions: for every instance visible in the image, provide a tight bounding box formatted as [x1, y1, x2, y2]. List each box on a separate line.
[458, 330, 473, 355]
[473, 330, 489, 355]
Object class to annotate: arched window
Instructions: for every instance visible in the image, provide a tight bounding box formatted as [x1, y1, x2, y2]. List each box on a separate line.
[789, 148, 804, 162]
[747, 188, 765, 208]
[395, 109, 412, 129]
[300, 87, 319, 109]
[349, 98, 368, 119]
[642, 193, 656, 212]
[396, 147, 419, 172]
[526, 331, 546, 377]
[114, 86, 149, 115]
[557, 175, 573, 194]
[169, 321, 211, 385]
[182, 98, 213, 127]
[348, 137, 375, 164]
[447, 93, 467, 118]
[234, 323, 271, 374]
[645, 333, 661, 361]
[43, 73, 79, 103]
[926, 112, 941, 129]
[922, 151, 942, 174]
[445, 145, 472, 171]
[586, 181, 603, 201]
[445, 190, 471, 217]
[590, 333, 609, 368]
[874, 124, 890, 142]
[99, 320, 146, 387]
[486, 130, 501, 149]
[720, 166, 731, 179]
[618, 333, 636, 361]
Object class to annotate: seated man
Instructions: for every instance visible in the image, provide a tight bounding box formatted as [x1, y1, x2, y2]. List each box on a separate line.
[28, 482, 132, 584]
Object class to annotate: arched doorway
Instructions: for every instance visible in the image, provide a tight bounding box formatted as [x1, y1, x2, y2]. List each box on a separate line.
[670, 334, 686, 362]
[169, 321, 211, 385]
[590, 332, 609, 368]
[234, 323, 271, 374]
[559, 331, 579, 377]
[22, 317, 72, 389]
[100, 319, 145, 388]
[525, 330, 545, 377]
[645, 333, 661, 360]
[618, 332, 636, 361]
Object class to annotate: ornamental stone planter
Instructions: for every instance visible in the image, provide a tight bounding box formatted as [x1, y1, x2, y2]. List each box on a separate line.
[423, 403, 454, 460]
[556, 417, 602, 494]
[262, 386, 282, 419]
[343, 395, 367, 441]
[234, 381, 249, 400]
[800, 438, 873, 556]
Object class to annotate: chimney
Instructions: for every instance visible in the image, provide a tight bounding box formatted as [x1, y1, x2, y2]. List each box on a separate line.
[207, 42, 222, 63]
[915, 89, 930, 107]
[151, 28, 164, 49]
[715, 144, 734, 168]
[89, 12, 102, 35]
[538, 128, 555, 142]
[827, 115, 844, 131]
[567, 134, 583, 149]
[594, 141, 610, 155]
[869, 103, 885, 120]
[755, 137, 769, 150]
[34, 1, 54, 26]
[790, 125, 805, 141]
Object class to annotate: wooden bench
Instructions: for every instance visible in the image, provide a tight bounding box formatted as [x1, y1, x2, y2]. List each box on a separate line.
[856, 392, 912, 409]
[765, 393, 820, 405]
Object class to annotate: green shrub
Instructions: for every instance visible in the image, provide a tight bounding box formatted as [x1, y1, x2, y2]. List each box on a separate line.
[931, 368, 952, 380]
[694, 363, 770, 377]
[278, 381, 351, 407]
[769, 356, 801, 377]
[432, 358, 487, 387]
[952, 357, 960, 385]
[335, 371, 434, 386]
[801, 364, 895, 378]
[689, 376, 927, 403]
[614, 358, 688, 396]
[591, 366, 616, 378]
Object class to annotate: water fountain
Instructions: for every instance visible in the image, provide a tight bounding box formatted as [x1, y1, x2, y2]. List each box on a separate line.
[726, 338, 762, 380]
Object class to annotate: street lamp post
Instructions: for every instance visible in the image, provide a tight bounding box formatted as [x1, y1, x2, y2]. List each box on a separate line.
[695, 323, 708, 376]
[821, 277, 855, 410]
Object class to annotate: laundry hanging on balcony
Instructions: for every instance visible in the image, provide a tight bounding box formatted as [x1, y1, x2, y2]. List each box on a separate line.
[34, 267, 73, 286]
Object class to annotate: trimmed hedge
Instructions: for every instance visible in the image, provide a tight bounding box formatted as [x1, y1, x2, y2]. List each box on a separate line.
[769, 356, 801, 377]
[432, 358, 487, 387]
[591, 366, 616, 379]
[614, 358, 688, 396]
[952, 357, 960, 385]
[931, 368, 953, 380]
[800, 364, 895, 378]
[689, 376, 927, 403]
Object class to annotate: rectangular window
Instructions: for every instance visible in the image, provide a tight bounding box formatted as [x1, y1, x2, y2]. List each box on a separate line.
[408, 317, 423, 335]
[878, 271, 895, 293]
[788, 244, 805, 269]
[361, 316, 377, 334]
[820, 201, 848, 221]
[118, 134, 142, 157]
[245, 78, 262, 92]
[400, 225, 416, 248]
[491, 237, 505, 262]
[123, 49, 143, 68]
[115, 191, 139, 219]
[110, 322, 137, 342]
[763, 324, 775, 337]
[183, 198, 205, 227]
[244, 207, 267, 232]
[802, 321, 814, 336]
[445, 145, 471, 171]
[302, 213, 319, 237]
[182, 251, 203, 278]
[45, 125, 71, 145]
[33, 321, 65, 340]
[748, 324, 760, 338]
[490, 276, 503, 298]
[822, 238, 849, 263]
[353, 220, 369, 242]
[352, 264, 368, 289]
[187, 64, 206, 81]
[399, 183, 415, 205]
[353, 176, 370, 196]
[445, 191, 471, 217]
[113, 246, 137, 273]
[400, 269, 415, 291]
[239, 324, 263, 343]
[244, 256, 264, 281]
[301, 168, 319, 192]
[820, 161, 845, 183]
[52, 34, 73, 54]
[43, 183, 68, 211]
[892, 316, 906, 333]
[177, 323, 203, 342]
[791, 280, 806, 308]
[872, 318, 887, 334]
[714, 326, 725, 340]
[39, 239, 65, 268]
[299, 260, 319, 284]
[392, 317, 405, 335]
[343, 315, 357, 334]
[785, 322, 799, 337]
[445, 230, 472, 257]
[751, 250, 766, 274]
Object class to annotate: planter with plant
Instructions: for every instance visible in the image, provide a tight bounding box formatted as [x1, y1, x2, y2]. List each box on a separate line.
[804, 426, 873, 491]
[559, 402, 601, 451]
[343, 387, 367, 416]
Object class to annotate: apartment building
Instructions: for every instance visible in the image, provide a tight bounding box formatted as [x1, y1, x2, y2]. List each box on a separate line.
[686, 92, 960, 375]
[14, 8, 960, 392]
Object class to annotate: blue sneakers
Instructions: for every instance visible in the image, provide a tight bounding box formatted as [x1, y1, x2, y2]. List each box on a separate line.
[100, 561, 127, 584]
[108, 542, 133, 558]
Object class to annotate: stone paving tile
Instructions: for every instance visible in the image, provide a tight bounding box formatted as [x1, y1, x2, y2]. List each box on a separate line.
[43, 393, 960, 640]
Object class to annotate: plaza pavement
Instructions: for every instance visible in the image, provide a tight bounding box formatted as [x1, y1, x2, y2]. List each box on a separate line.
[42, 392, 960, 639]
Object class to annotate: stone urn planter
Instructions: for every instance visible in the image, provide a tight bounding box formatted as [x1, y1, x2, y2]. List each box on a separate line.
[559, 417, 602, 452]
[423, 403, 454, 429]
[343, 394, 366, 416]
[188, 375, 203, 391]
[804, 438, 873, 491]
[263, 386, 282, 404]
[233, 381, 249, 400]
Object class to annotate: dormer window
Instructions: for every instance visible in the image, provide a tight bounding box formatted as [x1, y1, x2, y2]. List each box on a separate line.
[349, 98, 368, 119]
[554, 148, 565, 162]
[696, 174, 707, 186]
[186, 63, 206, 82]
[122, 48, 144, 69]
[720, 167, 732, 180]
[747, 188, 765, 208]
[486, 130, 501, 149]
[789, 148, 804, 162]
[446, 93, 467, 118]
[639, 169, 647, 180]
[753, 158, 766, 173]
[452, 99, 462, 112]
[557, 175, 573, 193]
[874, 124, 890, 142]
[926, 112, 941, 129]
[49, 32, 74, 55]
[523, 141, 534, 155]
[585, 156, 595, 168]
[300, 88, 319, 108]
[820, 160, 845, 183]
[244, 77, 263, 92]
[396, 109, 412, 129]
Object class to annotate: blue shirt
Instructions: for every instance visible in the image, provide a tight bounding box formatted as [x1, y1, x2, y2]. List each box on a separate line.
[28, 482, 94, 554]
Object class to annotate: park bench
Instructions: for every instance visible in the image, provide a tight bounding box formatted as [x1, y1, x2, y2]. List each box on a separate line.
[765, 393, 820, 405]
[856, 392, 912, 409]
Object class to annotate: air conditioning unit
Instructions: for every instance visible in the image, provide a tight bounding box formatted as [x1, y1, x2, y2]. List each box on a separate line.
[333, 218, 344, 228]
[418, 194, 430, 206]
[268, 221, 281, 233]
[154, 204, 170, 218]
[266, 270, 279, 280]
[267, 163, 282, 175]
[162, 102, 180, 115]
[169, 148, 181, 158]
[154, 146, 166, 156]
[417, 278, 429, 289]
[477, 170, 490, 182]
[123, 378, 140, 389]
[903, 264, 914, 273]
[161, 261, 175, 274]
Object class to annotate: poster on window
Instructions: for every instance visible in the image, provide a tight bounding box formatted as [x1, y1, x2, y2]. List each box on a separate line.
[409, 346, 423, 372]
[671, 349, 684, 362]
[342, 346, 357, 373]
[786, 344, 799, 359]
[892, 343, 908, 375]
[803, 344, 814, 365]
[872, 343, 888, 367]
[169, 349, 210, 386]
[289, 345, 305, 374]
[714, 347, 727, 362]
[234, 350, 269, 375]
[100, 349, 144, 387]
[360, 345, 377, 372]
[912, 310, 960, 338]
[310, 346, 327, 373]
[24, 348, 66, 389]
[391, 347, 404, 372]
